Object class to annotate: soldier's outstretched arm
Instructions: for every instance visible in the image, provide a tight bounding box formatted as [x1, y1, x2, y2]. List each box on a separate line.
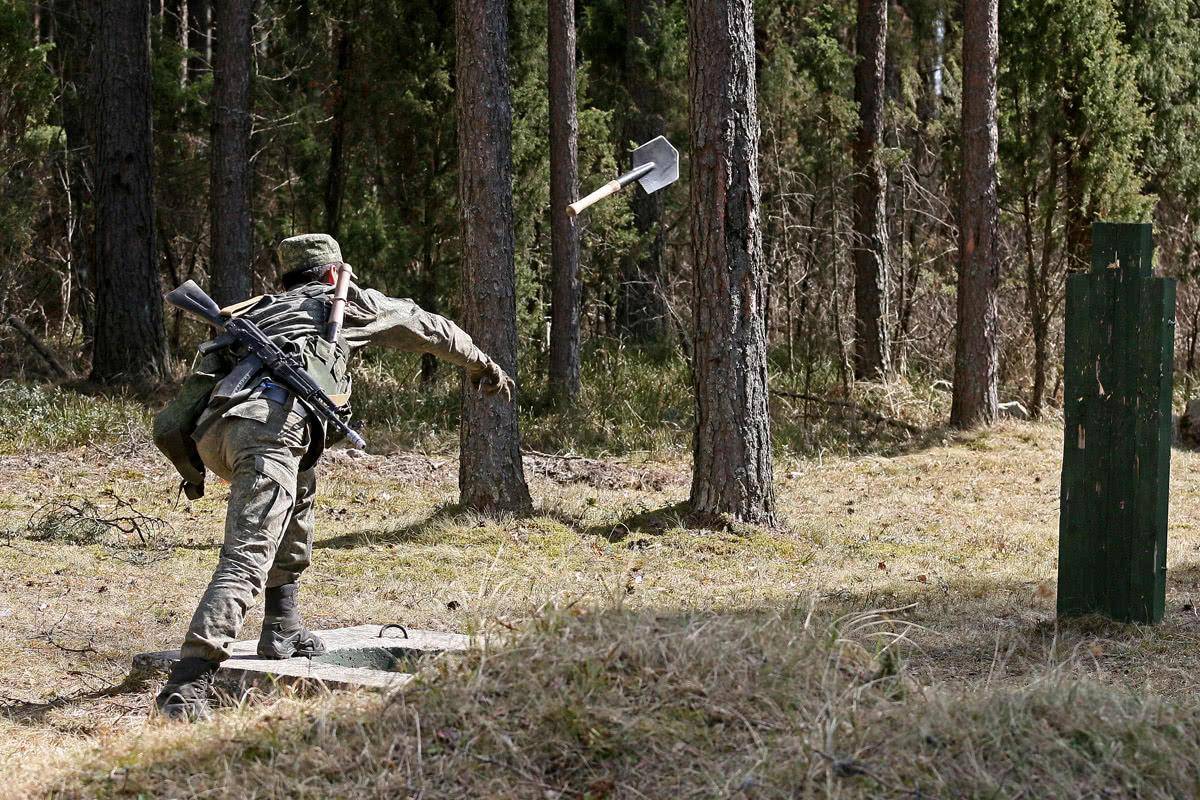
[341, 288, 515, 399]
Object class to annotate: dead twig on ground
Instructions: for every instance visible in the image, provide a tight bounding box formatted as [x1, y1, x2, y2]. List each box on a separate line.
[23, 492, 173, 566]
[26, 492, 171, 547]
[522, 448, 630, 465]
[40, 612, 96, 655]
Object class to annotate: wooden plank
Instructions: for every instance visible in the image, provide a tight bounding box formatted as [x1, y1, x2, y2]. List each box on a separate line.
[1091, 222, 1153, 277]
[1058, 222, 1173, 624]
[1058, 274, 1095, 616]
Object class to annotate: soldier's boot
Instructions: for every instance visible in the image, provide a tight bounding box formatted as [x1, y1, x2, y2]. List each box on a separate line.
[155, 656, 219, 722]
[257, 582, 326, 659]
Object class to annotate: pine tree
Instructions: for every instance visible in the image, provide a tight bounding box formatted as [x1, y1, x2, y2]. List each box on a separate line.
[455, 0, 533, 513]
[618, 0, 669, 341]
[547, 0, 582, 403]
[851, 0, 890, 380]
[1001, 0, 1151, 415]
[950, 0, 1000, 428]
[92, 0, 169, 383]
[209, 0, 253, 306]
[687, 0, 776, 525]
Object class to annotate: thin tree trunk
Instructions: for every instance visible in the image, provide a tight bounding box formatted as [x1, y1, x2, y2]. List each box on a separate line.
[618, 0, 668, 342]
[455, 0, 533, 513]
[209, 0, 253, 305]
[165, 0, 187, 85]
[851, 0, 891, 380]
[323, 24, 352, 237]
[950, 0, 1000, 428]
[187, 0, 210, 79]
[547, 0, 581, 403]
[419, 138, 441, 386]
[687, 0, 776, 525]
[92, 0, 168, 383]
[177, 0, 188, 82]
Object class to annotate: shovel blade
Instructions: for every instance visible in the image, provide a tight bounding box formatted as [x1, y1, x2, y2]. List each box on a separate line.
[632, 136, 679, 195]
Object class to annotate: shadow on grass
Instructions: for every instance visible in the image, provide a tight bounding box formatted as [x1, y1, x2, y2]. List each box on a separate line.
[314, 502, 468, 550]
[1, 670, 152, 727]
[314, 496, 767, 552]
[812, 574, 1200, 688]
[578, 500, 742, 543]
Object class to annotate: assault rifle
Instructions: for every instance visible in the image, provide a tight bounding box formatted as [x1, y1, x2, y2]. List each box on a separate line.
[165, 280, 367, 450]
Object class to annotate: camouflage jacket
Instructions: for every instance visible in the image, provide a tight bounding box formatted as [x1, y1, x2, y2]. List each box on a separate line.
[154, 280, 493, 496]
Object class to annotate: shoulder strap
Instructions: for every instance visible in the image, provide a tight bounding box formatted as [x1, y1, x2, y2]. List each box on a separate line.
[220, 295, 268, 318]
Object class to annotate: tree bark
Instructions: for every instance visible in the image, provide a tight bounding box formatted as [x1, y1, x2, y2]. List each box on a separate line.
[547, 0, 581, 403]
[618, 0, 668, 341]
[851, 0, 891, 380]
[687, 0, 776, 525]
[950, 0, 1000, 428]
[92, 0, 168, 383]
[455, 0, 533, 513]
[323, 24, 352, 237]
[209, 0, 254, 306]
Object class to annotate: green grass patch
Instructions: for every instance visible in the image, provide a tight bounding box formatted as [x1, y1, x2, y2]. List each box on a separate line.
[0, 381, 149, 454]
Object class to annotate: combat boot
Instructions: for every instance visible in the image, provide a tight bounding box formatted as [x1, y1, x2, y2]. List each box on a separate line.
[155, 656, 219, 721]
[257, 582, 326, 659]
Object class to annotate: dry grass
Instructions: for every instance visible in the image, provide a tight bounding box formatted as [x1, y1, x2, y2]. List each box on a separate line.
[3, 415, 1200, 797]
[27, 610, 1200, 799]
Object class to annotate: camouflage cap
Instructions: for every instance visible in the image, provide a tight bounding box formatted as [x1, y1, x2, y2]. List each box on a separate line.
[277, 234, 343, 274]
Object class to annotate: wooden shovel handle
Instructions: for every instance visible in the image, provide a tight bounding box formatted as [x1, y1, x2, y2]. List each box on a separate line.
[567, 179, 622, 217]
[325, 262, 354, 342]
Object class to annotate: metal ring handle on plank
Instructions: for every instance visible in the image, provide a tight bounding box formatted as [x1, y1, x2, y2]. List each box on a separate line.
[379, 623, 409, 639]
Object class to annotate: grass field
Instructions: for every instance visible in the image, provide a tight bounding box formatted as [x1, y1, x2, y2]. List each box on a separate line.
[3, 377, 1200, 797]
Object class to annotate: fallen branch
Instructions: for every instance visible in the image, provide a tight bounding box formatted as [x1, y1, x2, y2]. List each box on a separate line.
[6, 316, 71, 378]
[521, 448, 629, 465]
[771, 390, 922, 434]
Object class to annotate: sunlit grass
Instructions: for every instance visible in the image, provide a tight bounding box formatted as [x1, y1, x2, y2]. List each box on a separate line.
[0, 381, 149, 455]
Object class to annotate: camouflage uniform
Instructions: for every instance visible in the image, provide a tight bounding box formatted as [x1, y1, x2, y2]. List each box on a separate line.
[172, 234, 506, 665]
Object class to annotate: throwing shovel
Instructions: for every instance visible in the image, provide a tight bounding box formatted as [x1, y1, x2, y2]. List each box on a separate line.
[567, 135, 679, 217]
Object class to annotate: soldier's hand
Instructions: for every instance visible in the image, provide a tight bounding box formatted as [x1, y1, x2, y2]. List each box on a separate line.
[475, 360, 515, 402]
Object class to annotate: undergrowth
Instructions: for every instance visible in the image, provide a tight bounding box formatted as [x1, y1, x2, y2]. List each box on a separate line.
[0, 345, 950, 458]
[0, 381, 149, 455]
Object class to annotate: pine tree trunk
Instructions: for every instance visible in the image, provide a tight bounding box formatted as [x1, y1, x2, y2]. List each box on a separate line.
[950, 0, 1000, 428]
[618, 0, 668, 342]
[209, 0, 253, 306]
[1030, 317, 1048, 417]
[687, 0, 776, 525]
[92, 0, 168, 383]
[55, 0, 96, 339]
[851, 0, 891, 380]
[455, 0, 533, 514]
[547, 0, 581, 403]
[323, 25, 352, 237]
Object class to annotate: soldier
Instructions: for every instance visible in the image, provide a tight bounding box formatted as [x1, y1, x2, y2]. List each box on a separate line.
[152, 233, 515, 720]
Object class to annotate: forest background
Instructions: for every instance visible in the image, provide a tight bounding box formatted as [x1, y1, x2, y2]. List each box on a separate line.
[4, 0, 1198, 442]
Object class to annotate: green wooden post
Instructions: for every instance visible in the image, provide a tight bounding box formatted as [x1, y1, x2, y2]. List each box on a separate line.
[1058, 222, 1175, 624]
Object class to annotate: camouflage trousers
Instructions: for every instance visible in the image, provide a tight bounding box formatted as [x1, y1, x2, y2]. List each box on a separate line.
[180, 398, 316, 662]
